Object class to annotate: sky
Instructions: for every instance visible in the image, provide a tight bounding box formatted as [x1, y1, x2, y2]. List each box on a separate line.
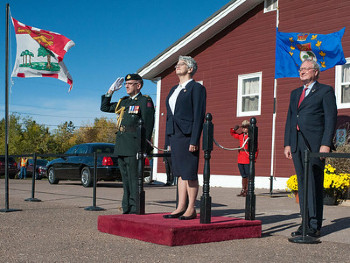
[0, 0, 230, 130]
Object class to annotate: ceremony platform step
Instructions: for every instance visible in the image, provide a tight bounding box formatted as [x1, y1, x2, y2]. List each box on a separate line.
[98, 213, 261, 246]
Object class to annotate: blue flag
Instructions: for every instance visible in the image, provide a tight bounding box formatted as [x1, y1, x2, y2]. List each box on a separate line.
[275, 27, 346, 79]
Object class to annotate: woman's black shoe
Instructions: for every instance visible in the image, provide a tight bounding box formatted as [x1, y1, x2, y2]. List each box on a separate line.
[178, 211, 197, 220]
[163, 211, 185, 219]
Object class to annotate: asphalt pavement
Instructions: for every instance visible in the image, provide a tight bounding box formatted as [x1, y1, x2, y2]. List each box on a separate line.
[0, 178, 349, 262]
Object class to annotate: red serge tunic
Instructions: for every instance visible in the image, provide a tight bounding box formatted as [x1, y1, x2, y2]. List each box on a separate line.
[230, 128, 250, 164]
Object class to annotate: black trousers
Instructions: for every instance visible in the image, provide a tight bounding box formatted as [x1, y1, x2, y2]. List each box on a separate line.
[118, 156, 138, 214]
[292, 131, 325, 230]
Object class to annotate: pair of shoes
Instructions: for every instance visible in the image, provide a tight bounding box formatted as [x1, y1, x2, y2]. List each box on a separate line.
[291, 225, 303, 237]
[237, 190, 245, 197]
[179, 211, 197, 220]
[163, 210, 185, 219]
[237, 190, 247, 197]
[307, 229, 321, 238]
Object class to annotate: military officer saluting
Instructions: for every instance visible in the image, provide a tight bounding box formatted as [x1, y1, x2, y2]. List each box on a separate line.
[101, 73, 155, 214]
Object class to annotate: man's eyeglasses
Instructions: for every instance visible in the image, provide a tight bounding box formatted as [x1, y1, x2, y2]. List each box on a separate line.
[124, 82, 138, 86]
[298, 67, 315, 72]
[174, 62, 187, 69]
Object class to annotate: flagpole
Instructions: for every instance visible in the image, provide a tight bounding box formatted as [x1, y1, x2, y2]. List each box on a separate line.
[0, 3, 20, 213]
[269, 7, 280, 195]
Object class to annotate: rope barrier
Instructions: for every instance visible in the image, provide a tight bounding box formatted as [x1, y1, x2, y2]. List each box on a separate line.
[213, 137, 249, 151]
[146, 137, 249, 153]
[146, 139, 169, 152]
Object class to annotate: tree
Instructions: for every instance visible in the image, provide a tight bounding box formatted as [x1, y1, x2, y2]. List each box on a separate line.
[21, 118, 54, 154]
[0, 114, 24, 155]
[20, 50, 34, 65]
[52, 121, 77, 153]
[38, 45, 55, 69]
[75, 118, 116, 144]
[94, 118, 116, 143]
[0, 116, 117, 156]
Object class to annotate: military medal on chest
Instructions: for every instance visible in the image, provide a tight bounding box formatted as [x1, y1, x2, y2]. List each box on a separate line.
[128, 105, 140, 114]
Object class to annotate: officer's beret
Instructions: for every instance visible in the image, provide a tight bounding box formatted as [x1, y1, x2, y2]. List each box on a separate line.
[125, 73, 142, 81]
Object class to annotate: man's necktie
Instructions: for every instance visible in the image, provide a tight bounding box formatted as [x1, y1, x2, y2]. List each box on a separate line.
[296, 87, 308, 130]
[298, 87, 308, 108]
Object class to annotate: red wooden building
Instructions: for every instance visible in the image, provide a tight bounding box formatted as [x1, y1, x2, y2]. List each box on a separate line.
[138, 0, 350, 190]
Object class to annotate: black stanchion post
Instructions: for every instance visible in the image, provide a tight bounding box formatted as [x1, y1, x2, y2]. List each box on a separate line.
[200, 113, 213, 224]
[136, 118, 146, 215]
[85, 152, 104, 211]
[25, 153, 41, 202]
[245, 117, 258, 220]
[288, 150, 320, 244]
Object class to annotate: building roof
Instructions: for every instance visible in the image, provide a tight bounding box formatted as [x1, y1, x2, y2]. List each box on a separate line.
[137, 0, 264, 80]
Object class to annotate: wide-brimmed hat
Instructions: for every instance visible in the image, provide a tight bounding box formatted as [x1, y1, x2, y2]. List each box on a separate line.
[241, 120, 250, 127]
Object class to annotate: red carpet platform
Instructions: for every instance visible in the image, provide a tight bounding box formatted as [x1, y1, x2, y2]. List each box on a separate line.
[98, 213, 261, 246]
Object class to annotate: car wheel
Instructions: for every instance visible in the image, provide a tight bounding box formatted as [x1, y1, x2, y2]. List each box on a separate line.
[48, 167, 59, 184]
[81, 167, 92, 188]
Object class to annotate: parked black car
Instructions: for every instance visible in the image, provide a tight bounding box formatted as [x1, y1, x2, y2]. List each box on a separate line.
[27, 159, 48, 180]
[47, 143, 120, 187]
[46, 143, 152, 187]
[0, 156, 19, 179]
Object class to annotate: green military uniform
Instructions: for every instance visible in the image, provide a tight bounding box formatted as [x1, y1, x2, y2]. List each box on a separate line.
[101, 92, 154, 213]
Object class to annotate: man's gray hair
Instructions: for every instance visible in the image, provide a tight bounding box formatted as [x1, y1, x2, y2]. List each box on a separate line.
[179, 55, 198, 76]
[302, 59, 320, 79]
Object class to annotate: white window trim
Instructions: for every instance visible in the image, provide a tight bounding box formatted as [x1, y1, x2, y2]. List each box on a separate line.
[237, 72, 262, 117]
[335, 57, 350, 109]
[264, 0, 278, 13]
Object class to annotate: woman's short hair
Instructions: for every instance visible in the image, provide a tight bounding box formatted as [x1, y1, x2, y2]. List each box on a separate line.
[179, 55, 198, 76]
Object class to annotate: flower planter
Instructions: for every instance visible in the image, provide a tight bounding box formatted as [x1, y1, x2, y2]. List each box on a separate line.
[323, 194, 338, 206]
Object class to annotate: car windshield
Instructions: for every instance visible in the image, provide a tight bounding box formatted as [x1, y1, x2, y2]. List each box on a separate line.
[92, 145, 114, 154]
[36, 159, 48, 166]
[65, 145, 78, 154]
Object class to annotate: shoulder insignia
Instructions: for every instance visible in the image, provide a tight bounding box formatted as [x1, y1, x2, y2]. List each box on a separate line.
[121, 96, 129, 100]
[143, 95, 153, 101]
[147, 99, 154, 108]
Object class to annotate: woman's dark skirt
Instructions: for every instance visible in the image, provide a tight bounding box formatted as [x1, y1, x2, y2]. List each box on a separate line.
[169, 123, 199, 181]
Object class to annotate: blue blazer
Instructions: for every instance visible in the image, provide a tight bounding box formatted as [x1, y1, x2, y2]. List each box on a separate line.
[284, 81, 338, 152]
[165, 80, 206, 147]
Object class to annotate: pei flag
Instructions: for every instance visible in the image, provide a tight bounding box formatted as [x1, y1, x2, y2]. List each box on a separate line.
[275, 27, 346, 79]
[11, 17, 75, 91]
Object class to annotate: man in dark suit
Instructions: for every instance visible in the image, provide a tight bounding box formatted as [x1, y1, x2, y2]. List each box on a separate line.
[101, 74, 155, 214]
[284, 59, 337, 238]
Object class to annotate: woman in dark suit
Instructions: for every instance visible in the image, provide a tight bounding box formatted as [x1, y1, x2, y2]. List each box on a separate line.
[163, 56, 206, 220]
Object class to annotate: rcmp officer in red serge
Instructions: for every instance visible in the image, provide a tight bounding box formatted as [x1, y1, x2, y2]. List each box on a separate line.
[101, 73, 155, 214]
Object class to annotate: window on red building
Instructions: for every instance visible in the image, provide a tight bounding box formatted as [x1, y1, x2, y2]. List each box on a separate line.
[264, 0, 278, 13]
[335, 58, 350, 109]
[237, 72, 262, 117]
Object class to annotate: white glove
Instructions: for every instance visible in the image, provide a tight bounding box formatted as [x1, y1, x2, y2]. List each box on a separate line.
[108, 77, 124, 93]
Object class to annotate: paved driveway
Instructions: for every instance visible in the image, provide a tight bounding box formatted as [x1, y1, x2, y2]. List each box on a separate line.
[1, 179, 349, 262]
